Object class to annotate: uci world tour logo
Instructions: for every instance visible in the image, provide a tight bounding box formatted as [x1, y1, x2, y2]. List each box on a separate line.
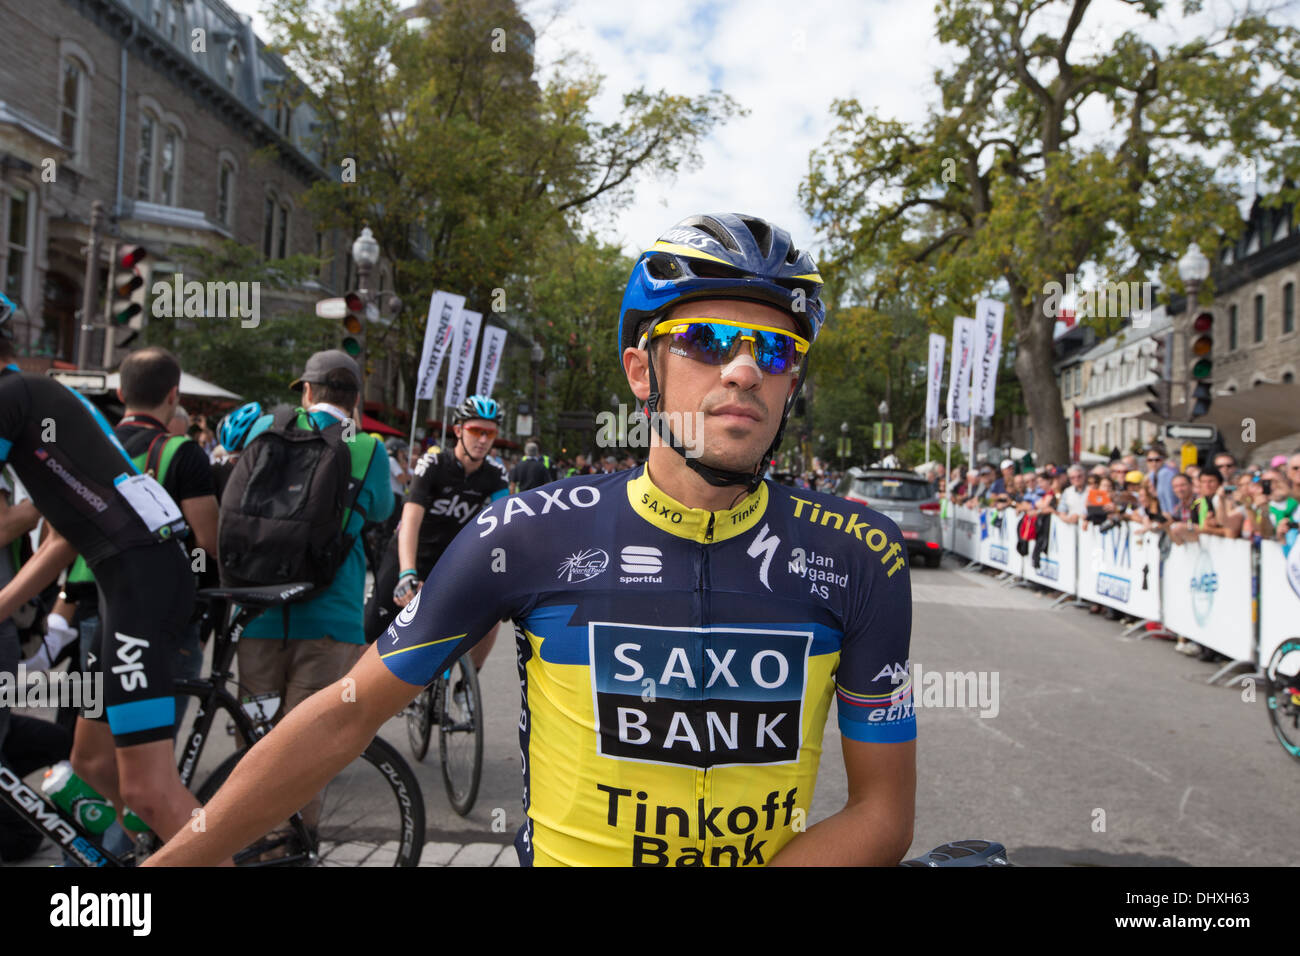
[1190, 546, 1218, 627]
[558, 548, 609, 583]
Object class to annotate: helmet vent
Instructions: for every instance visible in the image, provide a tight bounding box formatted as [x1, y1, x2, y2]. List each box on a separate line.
[741, 217, 773, 258]
[682, 215, 741, 253]
[645, 252, 682, 280]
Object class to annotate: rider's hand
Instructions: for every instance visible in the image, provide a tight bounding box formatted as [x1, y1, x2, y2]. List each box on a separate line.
[393, 573, 421, 607]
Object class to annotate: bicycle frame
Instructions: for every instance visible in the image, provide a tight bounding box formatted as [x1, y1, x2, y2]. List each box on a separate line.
[0, 756, 129, 866]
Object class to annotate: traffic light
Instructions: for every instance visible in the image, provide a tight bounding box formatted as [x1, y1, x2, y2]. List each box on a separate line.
[340, 291, 364, 358]
[1144, 333, 1171, 418]
[110, 245, 148, 349]
[1190, 311, 1213, 418]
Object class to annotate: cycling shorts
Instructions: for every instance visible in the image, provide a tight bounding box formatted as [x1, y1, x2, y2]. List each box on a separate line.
[85, 540, 195, 746]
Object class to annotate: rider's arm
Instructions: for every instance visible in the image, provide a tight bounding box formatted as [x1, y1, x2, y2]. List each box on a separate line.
[768, 739, 916, 866]
[0, 496, 38, 546]
[0, 526, 77, 621]
[179, 494, 219, 558]
[145, 646, 421, 867]
[396, 501, 425, 577]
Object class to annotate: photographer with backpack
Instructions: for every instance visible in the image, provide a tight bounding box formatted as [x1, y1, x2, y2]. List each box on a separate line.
[218, 351, 392, 809]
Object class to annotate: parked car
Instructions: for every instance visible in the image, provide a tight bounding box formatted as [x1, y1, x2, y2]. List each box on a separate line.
[837, 466, 943, 567]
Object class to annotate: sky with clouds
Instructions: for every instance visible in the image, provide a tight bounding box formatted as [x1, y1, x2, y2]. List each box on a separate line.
[224, 0, 1298, 258]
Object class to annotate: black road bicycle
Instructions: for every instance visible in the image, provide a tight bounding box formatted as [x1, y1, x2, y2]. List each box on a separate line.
[0, 583, 426, 866]
[403, 654, 483, 816]
[1264, 637, 1300, 763]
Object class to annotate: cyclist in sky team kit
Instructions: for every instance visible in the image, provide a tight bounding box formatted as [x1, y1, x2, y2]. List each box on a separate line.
[0, 334, 226, 861]
[149, 212, 916, 867]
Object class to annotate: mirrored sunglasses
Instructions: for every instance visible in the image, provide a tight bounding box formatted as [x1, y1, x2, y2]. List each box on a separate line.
[649, 317, 809, 375]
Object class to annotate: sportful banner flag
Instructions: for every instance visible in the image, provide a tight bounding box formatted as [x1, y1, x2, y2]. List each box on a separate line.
[946, 316, 975, 424]
[925, 333, 946, 429]
[416, 291, 465, 400]
[970, 298, 1006, 420]
[475, 325, 509, 399]
[444, 309, 484, 410]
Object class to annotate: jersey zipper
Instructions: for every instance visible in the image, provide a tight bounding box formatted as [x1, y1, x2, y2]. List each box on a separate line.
[697, 514, 713, 861]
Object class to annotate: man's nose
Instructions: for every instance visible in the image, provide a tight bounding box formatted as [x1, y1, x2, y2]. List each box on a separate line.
[720, 339, 763, 387]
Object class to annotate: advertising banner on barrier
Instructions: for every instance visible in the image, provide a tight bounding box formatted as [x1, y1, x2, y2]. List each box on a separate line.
[1076, 521, 1162, 620]
[1259, 540, 1300, 666]
[951, 507, 980, 560]
[1021, 514, 1078, 595]
[1161, 536, 1254, 661]
[977, 507, 1023, 576]
[941, 513, 954, 552]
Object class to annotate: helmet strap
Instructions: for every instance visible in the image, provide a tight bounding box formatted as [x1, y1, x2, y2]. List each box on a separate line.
[643, 345, 808, 495]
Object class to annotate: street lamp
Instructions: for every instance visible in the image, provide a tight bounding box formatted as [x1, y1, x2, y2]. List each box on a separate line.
[351, 225, 380, 296]
[840, 420, 849, 472]
[1177, 242, 1210, 421]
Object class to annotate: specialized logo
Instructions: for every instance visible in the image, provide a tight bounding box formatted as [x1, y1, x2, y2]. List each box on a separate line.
[395, 587, 422, 627]
[112, 632, 150, 692]
[589, 623, 812, 768]
[620, 546, 663, 584]
[747, 524, 780, 591]
[558, 548, 609, 583]
[1190, 546, 1217, 627]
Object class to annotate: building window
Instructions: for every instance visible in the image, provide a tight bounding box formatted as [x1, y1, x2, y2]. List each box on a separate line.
[1104, 421, 1111, 449]
[1089, 424, 1096, 450]
[1284, 371, 1295, 384]
[225, 41, 242, 89]
[1073, 366, 1081, 396]
[1285, 282, 1294, 335]
[262, 196, 276, 256]
[60, 57, 87, 162]
[277, 202, 290, 258]
[1254, 294, 1264, 343]
[159, 126, 178, 204]
[136, 113, 155, 201]
[169, 0, 184, 44]
[1229, 304, 1237, 351]
[216, 160, 235, 225]
[4, 187, 31, 303]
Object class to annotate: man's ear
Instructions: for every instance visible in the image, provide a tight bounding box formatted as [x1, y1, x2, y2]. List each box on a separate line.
[624, 346, 651, 402]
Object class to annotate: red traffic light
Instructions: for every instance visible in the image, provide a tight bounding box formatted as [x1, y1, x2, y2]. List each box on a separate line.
[344, 291, 364, 313]
[1193, 311, 1213, 333]
[120, 245, 147, 270]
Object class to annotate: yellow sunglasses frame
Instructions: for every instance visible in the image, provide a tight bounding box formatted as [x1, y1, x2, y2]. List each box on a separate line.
[643, 317, 811, 359]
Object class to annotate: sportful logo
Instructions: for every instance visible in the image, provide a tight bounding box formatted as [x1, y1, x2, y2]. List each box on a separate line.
[558, 548, 609, 583]
[620, 546, 663, 584]
[1190, 547, 1218, 627]
[589, 623, 812, 768]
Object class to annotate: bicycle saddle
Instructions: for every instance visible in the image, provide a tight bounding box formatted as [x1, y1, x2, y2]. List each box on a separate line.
[198, 583, 317, 608]
[900, 840, 1011, 866]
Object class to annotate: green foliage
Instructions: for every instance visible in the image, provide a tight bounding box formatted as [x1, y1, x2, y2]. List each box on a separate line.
[801, 0, 1300, 464]
[141, 242, 331, 406]
[262, 0, 742, 429]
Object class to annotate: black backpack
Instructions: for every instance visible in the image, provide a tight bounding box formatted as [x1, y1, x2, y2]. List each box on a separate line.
[218, 406, 371, 592]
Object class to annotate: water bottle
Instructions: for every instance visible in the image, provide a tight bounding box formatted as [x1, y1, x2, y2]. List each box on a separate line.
[121, 808, 150, 833]
[41, 761, 115, 835]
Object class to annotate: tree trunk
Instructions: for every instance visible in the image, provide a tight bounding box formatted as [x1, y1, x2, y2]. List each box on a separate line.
[1013, 298, 1070, 466]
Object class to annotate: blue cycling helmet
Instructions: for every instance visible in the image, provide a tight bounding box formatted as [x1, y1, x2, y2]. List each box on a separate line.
[218, 401, 263, 453]
[617, 213, 825, 361]
[453, 394, 503, 425]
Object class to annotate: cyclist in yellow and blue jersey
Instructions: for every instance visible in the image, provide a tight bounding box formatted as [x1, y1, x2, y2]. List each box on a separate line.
[148, 213, 916, 868]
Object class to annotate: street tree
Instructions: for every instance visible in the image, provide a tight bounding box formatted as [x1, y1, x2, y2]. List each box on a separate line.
[801, 0, 1300, 465]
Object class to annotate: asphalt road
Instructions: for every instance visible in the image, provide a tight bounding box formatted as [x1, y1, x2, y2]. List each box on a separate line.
[12, 554, 1296, 866]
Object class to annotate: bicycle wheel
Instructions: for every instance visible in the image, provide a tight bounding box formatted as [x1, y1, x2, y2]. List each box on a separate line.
[438, 655, 483, 816]
[1264, 638, 1300, 763]
[406, 684, 434, 762]
[196, 735, 426, 866]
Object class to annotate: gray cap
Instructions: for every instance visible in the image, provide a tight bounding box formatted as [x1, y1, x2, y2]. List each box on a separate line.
[290, 349, 361, 392]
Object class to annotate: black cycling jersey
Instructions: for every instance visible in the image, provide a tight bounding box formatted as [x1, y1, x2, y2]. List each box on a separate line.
[510, 456, 551, 492]
[405, 445, 508, 567]
[0, 368, 180, 567]
[116, 415, 215, 505]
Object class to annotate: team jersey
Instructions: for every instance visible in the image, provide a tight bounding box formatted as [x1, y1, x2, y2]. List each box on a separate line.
[405, 446, 508, 568]
[380, 467, 914, 866]
[0, 367, 182, 567]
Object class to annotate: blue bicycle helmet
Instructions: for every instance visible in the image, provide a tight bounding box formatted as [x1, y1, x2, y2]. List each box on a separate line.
[218, 401, 263, 453]
[617, 213, 825, 361]
[616, 214, 825, 492]
[453, 394, 503, 425]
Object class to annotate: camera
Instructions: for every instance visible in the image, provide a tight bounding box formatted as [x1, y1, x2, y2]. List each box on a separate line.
[1261, 479, 1272, 496]
[1097, 515, 1123, 534]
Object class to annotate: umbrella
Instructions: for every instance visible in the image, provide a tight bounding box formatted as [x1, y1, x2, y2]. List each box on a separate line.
[360, 413, 404, 438]
[104, 370, 242, 401]
[1137, 383, 1300, 459]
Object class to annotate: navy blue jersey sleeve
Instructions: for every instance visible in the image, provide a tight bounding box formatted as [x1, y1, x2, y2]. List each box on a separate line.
[377, 496, 525, 686]
[832, 508, 915, 744]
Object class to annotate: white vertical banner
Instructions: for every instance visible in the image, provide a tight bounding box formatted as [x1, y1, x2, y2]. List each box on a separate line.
[946, 316, 975, 424]
[444, 309, 483, 410]
[415, 291, 465, 400]
[925, 333, 946, 429]
[474, 325, 508, 399]
[970, 298, 1005, 419]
